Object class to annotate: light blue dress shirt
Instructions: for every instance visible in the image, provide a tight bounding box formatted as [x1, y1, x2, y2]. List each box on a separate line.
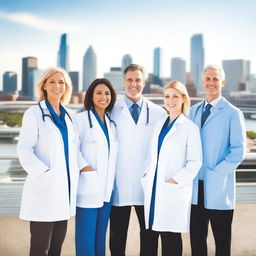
[124, 96, 143, 117]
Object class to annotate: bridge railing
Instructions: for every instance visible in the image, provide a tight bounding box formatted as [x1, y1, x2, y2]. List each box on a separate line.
[0, 153, 255, 183]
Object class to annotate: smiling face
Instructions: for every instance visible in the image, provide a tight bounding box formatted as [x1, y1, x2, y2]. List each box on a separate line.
[163, 87, 185, 116]
[202, 68, 225, 102]
[124, 70, 145, 102]
[92, 83, 111, 113]
[43, 72, 66, 103]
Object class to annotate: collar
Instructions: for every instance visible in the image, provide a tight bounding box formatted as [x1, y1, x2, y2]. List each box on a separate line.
[204, 96, 222, 109]
[124, 95, 143, 110]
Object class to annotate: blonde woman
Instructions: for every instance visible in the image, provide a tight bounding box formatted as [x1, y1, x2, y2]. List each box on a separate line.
[141, 81, 202, 256]
[17, 67, 79, 256]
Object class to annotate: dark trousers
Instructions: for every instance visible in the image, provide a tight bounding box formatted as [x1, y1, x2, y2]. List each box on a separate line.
[110, 205, 151, 256]
[144, 229, 182, 256]
[190, 181, 234, 256]
[30, 220, 67, 256]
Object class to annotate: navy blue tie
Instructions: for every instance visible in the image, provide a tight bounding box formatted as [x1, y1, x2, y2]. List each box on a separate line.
[201, 104, 212, 127]
[131, 103, 139, 124]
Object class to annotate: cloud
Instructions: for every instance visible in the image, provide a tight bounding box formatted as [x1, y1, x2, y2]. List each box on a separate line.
[0, 10, 83, 33]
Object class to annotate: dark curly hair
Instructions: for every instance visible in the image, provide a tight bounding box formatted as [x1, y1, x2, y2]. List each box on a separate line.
[84, 78, 117, 112]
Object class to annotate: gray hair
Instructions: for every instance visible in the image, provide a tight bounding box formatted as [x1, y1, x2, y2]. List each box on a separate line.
[123, 64, 145, 80]
[202, 64, 225, 80]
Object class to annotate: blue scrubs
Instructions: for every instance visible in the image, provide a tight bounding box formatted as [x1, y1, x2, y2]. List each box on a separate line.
[45, 99, 71, 199]
[149, 116, 178, 228]
[76, 110, 112, 256]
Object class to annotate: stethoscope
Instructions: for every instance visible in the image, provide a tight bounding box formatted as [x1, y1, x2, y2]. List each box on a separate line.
[38, 102, 72, 122]
[87, 109, 116, 129]
[145, 102, 149, 126]
[194, 102, 204, 118]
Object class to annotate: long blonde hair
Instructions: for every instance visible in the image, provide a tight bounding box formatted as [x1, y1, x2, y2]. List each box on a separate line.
[36, 67, 72, 105]
[163, 80, 190, 116]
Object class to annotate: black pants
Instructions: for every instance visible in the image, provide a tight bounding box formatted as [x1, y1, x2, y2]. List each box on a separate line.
[190, 181, 234, 256]
[144, 229, 182, 256]
[30, 220, 67, 256]
[110, 205, 152, 256]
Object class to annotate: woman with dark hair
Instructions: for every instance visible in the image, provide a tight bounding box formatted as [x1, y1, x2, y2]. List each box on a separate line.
[74, 78, 118, 256]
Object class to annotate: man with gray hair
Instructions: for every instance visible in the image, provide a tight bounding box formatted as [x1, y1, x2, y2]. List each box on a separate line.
[189, 65, 246, 256]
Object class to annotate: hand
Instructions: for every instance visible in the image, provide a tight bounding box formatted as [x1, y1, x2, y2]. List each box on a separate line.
[166, 178, 178, 184]
[80, 166, 95, 172]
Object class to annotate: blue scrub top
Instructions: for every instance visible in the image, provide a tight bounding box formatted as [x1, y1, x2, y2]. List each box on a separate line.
[92, 109, 110, 151]
[45, 99, 71, 200]
[149, 115, 179, 228]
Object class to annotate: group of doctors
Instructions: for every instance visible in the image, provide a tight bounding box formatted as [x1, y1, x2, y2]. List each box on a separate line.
[17, 63, 246, 256]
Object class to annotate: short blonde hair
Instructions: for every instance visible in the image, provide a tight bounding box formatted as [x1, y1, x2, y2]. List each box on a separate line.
[163, 80, 190, 116]
[36, 67, 72, 105]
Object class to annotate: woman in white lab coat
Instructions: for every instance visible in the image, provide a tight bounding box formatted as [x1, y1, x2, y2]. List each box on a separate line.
[17, 67, 80, 256]
[142, 81, 202, 256]
[74, 78, 118, 256]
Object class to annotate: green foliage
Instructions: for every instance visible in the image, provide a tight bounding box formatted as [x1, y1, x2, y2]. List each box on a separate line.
[0, 112, 24, 127]
[247, 131, 256, 140]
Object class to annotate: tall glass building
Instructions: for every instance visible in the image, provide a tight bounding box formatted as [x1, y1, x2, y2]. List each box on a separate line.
[153, 47, 161, 79]
[171, 57, 186, 85]
[122, 54, 133, 71]
[3, 72, 17, 93]
[222, 59, 250, 94]
[57, 33, 69, 71]
[22, 57, 38, 97]
[83, 46, 97, 91]
[190, 34, 204, 93]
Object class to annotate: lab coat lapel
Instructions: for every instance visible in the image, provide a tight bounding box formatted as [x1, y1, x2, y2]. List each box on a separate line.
[137, 98, 147, 126]
[203, 98, 226, 128]
[194, 102, 204, 128]
[105, 113, 116, 142]
[40, 100, 59, 132]
[90, 111, 106, 139]
[119, 97, 135, 123]
[163, 114, 185, 141]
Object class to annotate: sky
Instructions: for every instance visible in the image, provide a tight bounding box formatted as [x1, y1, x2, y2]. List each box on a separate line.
[0, 0, 256, 90]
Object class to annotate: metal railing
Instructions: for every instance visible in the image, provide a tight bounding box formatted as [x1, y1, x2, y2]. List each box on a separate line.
[0, 153, 255, 183]
[0, 153, 255, 216]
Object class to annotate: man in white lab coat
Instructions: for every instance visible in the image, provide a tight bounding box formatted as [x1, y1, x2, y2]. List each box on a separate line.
[110, 64, 166, 256]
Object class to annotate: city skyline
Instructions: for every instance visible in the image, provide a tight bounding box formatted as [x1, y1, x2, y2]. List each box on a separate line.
[0, 0, 256, 90]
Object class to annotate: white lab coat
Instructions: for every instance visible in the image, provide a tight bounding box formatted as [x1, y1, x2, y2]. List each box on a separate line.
[74, 110, 118, 208]
[142, 114, 202, 232]
[17, 100, 79, 221]
[111, 96, 166, 206]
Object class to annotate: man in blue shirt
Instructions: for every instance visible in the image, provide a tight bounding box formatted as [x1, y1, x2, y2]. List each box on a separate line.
[189, 65, 246, 256]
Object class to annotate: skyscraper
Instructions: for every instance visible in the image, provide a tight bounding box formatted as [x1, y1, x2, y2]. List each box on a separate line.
[69, 71, 79, 93]
[190, 34, 204, 92]
[222, 59, 250, 94]
[28, 69, 43, 100]
[104, 67, 123, 93]
[153, 47, 161, 79]
[83, 46, 97, 91]
[3, 71, 17, 93]
[122, 54, 133, 70]
[57, 33, 69, 71]
[22, 57, 38, 97]
[171, 57, 186, 85]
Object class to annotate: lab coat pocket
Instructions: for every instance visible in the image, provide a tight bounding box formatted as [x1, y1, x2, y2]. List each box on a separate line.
[33, 168, 56, 195]
[205, 169, 228, 206]
[162, 183, 189, 205]
[141, 174, 148, 192]
[77, 171, 100, 195]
